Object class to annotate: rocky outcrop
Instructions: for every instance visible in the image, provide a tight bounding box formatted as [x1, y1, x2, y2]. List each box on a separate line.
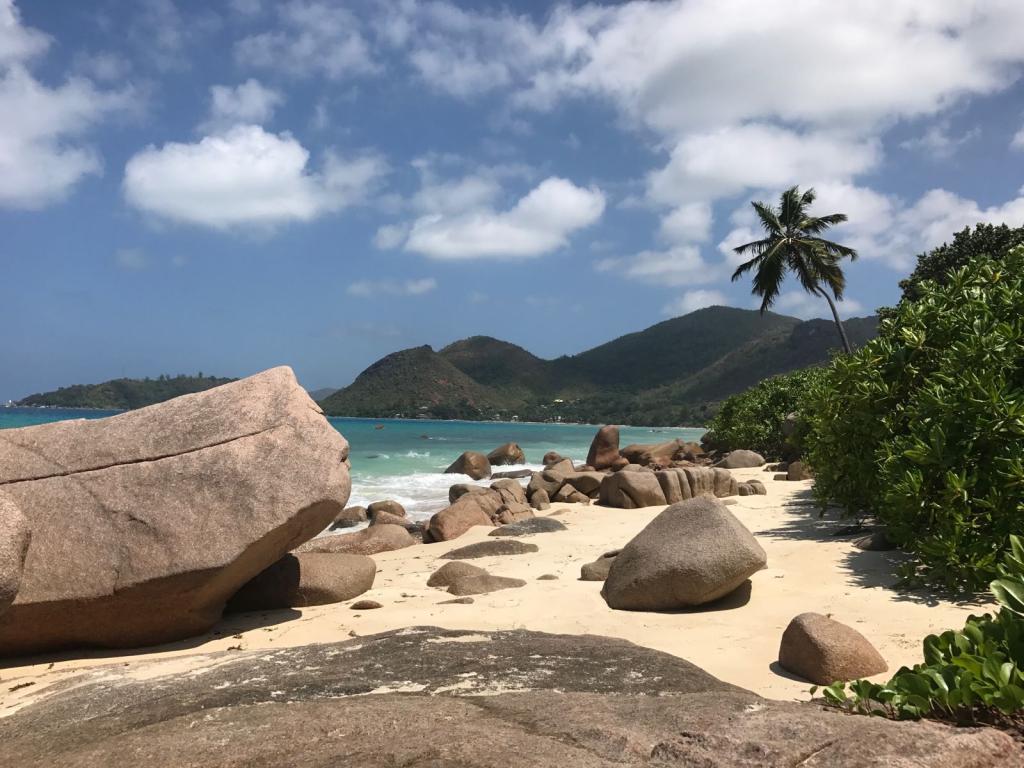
[779, 613, 889, 685]
[541, 451, 564, 467]
[560, 470, 605, 497]
[226, 553, 375, 612]
[367, 500, 406, 520]
[489, 518, 567, 537]
[718, 449, 766, 469]
[586, 425, 621, 470]
[620, 438, 686, 467]
[580, 550, 620, 581]
[449, 483, 489, 504]
[429, 480, 533, 543]
[787, 460, 813, 481]
[3, 627, 1017, 767]
[738, 479, 767, 496]
[602, 498, 766, 610]
[446, 573, 527, 596]
[427, 561, 489, 587]
[598, 470, 666, 508]
[296, 524, 414, 556]
[445, 451, 492, 480]
[487, 443, 526, 466]
[0, 492, 29, 617]
[331, 505, 368, 529]
[529, 489, 550, 511]
[0, 366, 350, 656]
[441, 539, 539, 560]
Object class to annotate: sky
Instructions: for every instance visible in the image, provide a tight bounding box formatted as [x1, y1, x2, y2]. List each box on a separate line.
[3, 0, 1024, 401]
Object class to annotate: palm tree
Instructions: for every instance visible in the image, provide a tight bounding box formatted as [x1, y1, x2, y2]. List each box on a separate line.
[732, 186, 858, 353]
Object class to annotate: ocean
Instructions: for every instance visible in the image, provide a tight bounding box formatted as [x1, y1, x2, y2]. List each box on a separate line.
[0, 408, 704, 520]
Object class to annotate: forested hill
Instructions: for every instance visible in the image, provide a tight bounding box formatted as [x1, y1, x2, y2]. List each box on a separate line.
[16, 374, 237, 410]
[320, 306, 879, 425]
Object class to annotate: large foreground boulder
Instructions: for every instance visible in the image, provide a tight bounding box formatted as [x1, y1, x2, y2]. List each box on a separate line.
[445, 451, 492, 480]
[226, 553, 375, 612]
[779, 613, 889, 685]
[0, 491, 30, 617]
[2, 627, 1017, 767]
[602, 497, 766, 610]
[0, 366, 350, 656]
[586, 425, 621, 470]
[296, 524, 414, 556]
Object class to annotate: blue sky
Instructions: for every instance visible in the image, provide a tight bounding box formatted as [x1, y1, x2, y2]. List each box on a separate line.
[3, 0, 1024, 401]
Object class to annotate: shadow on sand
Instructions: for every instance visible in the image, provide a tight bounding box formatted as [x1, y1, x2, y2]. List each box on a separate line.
[754, 487, 988, 609]
[0, 607, 302, 671]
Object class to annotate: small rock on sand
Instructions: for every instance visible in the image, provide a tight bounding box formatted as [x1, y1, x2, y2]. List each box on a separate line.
[489, 518, 567, 537]
[441, 540, 539, 560]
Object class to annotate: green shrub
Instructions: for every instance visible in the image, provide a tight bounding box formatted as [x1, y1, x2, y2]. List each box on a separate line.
[816, 535, 1024, 726]
[805, 246, 1024, 589]
[704, 367, 825, 459]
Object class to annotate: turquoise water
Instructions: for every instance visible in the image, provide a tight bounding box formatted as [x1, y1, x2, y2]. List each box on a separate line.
[0, 408, 703, 519]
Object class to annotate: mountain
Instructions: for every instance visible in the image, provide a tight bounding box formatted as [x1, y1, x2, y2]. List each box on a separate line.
[16, 375, 237, 410]
[319, 345, 508, 420]
[307, 387, 338, 401]
[320, 306, 880, 425]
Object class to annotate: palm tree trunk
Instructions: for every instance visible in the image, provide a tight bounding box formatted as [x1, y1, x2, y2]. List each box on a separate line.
[815, 286, 853, 354]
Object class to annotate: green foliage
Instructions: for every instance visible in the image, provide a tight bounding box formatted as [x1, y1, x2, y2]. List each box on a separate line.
[805, 246, 1024, 589]
[18, 374, 235, 410]
[704, 367, 826, 459]
[816, 536, 1024, 726]
[894, 223, 1024, 312]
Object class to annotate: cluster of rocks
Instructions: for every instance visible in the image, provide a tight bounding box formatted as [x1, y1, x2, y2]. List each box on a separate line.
[767, 459, 814, 481]
[423, 477, 536, 542]
[0, 367, 359, 656]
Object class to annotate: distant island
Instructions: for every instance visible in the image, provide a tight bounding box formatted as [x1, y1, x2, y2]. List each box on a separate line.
[16, 374, 237, 410]
[319, 306, 878, 426]
[15, 307, 878, 424]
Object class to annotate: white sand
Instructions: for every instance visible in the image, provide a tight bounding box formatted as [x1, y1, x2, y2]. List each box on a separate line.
[0, 468, 991, 715]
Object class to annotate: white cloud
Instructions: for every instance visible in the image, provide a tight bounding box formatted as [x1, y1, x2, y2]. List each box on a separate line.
[123, 125, 387, 230]
[0, 1, 134, 209]
[647, 125, 880, 206]
[230, 0, 263, 17]
[900, 122, 979, 159]
[199, 79, 282, 133]
[373, 223, 409, 250]
[402, 177, 605, 260]
[347, 278, 437, 297]
[596, 245, 719, 287]
[774, 291, 864, 320]
[662, 289, 728, 316]
[235, 1, 377, 79]
[659, 202, 712, 243]
[1012, 126, 1024, 151]
[71, 51, 131, 82]
[114, 248, 149, 270]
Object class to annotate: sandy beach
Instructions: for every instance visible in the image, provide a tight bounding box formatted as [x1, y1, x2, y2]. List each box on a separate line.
[0, 467, 990, 715]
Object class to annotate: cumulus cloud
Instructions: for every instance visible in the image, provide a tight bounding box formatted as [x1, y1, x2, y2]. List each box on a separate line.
[198, 79, 282, 133]
[662, 289, 729, 316]
[347, 278, 437, 297]
[235, 0, 377, 79]
[123, 125, 387, 230]
[596, 246, 719, 287]
[0, 0, 134, 209]
[647, 125, 881, 206]
[397, 176, 605, 259]
[773, 291, 864, 320]
[659, 202, 712, 243]
[900, 122, 980, 159]
[1012, 126, 1024, 151]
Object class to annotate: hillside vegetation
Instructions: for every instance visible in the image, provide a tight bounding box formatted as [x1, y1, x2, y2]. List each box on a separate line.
[17, 374, 236, 410]
[320, 306, 878, 425]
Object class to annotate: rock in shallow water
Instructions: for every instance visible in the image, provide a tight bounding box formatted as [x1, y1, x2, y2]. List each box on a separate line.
[1, 627, 1016, 767]
[0, 366, 350, 656]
